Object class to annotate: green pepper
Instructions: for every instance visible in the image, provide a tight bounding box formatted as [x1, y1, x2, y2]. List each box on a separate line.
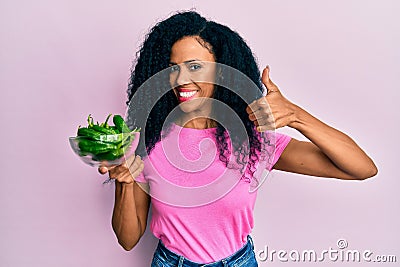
[87, 114, 95, 128]
[113, 115, 131, 133]
[94, 149, 125, 161]
[100, 114, 112, 128]
[78, 139, 118, 154]
[110, 126, 121, 134]
[119, 133, 134, 149]
[91, 124, 119, 135]
[77, 127, 103, 140]
[75, 114, 139, 160]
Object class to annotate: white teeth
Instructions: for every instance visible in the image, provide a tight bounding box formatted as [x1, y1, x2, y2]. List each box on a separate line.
[179, 91, 197, 98]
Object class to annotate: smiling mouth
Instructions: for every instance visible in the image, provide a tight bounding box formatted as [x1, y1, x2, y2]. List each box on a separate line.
[179, 91, 197, 98]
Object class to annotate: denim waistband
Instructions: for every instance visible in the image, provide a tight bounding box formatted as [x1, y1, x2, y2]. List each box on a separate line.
[153, 235, 255, 267]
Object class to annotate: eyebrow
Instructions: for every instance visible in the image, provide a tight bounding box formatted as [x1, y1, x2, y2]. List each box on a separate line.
[169, 59, 202, 65]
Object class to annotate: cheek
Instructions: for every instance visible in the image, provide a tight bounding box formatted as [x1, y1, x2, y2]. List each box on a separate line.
[169, 73, 177, 87]
[199, 83, 215, 97]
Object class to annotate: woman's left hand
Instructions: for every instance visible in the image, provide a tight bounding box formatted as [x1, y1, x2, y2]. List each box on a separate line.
[246, 66, 377, 180]
[246, 65, 300, 132]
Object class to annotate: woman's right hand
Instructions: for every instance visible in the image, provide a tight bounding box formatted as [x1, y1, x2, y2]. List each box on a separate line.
[98, 155, 144, 184]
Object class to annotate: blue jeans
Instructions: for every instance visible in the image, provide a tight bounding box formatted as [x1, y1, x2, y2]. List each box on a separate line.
[151, 235, 258, 267]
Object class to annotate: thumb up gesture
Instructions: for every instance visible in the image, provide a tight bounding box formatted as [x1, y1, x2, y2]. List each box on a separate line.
[246, 66, 300, 132]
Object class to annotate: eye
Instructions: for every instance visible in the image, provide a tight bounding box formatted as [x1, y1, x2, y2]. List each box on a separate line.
[189, 63, 202, 71]
[169, 65, 180, 73]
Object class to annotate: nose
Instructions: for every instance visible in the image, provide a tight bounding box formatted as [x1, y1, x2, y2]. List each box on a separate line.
[175, 65, 192, 86]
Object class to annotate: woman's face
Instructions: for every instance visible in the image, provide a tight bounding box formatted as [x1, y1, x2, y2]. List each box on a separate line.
[169, 36, 216, 114]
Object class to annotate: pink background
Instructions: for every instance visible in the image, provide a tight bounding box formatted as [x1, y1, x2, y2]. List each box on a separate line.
[1, 0, 398, 266]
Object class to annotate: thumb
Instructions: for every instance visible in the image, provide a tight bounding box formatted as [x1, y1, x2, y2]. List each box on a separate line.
[262, 65, 280, 95]
[98, 166, 109, 175]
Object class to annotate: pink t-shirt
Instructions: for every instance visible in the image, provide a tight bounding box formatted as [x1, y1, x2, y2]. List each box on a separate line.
[135, 123, 291, 263]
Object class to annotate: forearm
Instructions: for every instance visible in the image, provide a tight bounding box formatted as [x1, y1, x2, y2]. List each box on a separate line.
[290, 106, 377, 179]
[112, 181, 142, 250]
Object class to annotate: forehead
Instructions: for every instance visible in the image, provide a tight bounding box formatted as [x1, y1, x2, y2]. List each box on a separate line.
[170, 36, 215, 63]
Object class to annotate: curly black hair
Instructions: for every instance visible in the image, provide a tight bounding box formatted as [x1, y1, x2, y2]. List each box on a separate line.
[126, 11, 273, 182]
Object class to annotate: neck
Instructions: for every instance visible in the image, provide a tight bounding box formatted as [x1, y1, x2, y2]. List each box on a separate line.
[176, 115, 217, 129]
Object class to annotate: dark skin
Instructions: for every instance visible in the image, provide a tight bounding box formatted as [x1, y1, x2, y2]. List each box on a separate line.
[247, 66, 377, 180]
[98, 37, 377, 251]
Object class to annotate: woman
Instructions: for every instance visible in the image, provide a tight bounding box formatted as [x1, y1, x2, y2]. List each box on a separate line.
[99, 11, 377, 266]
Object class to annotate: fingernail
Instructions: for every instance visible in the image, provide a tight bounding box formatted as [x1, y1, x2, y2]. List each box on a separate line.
[266, 65, 270, 70]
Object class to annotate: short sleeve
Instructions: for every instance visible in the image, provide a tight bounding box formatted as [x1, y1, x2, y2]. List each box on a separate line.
[268, 132, 291, 171]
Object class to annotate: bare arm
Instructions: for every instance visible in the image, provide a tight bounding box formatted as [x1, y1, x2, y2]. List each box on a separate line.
[247, 66, 377, 180]
[273, 120, 377, 180]
[100, 155, 150, 250]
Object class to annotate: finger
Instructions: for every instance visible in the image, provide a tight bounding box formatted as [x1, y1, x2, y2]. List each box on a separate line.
[246, 96, 268, 115]
[122, 158, 144, 184]
[256, 123, 275, 132]
[252, 117, 273, 127]
[98, 166, 108, 175]
[128, 155, 143, 173]
[252, 114, 275, 129]
[130, 162, 145, 181]
[98, 164, 118, 174]
[255, 114, 277, 131]
[123, 154, 139, 169]
[109, 162, 130, 181]
[261, 65, 280, 95]
[117, 173, 134, 184]
[110, 167, 134, 184]
[248, 103, 271, 122]
[110, 155, 143, 184]
[246, 100, 260, 115]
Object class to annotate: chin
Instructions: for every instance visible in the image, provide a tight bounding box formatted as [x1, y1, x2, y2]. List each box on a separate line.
[177, 101, 201, 113]
[177, 98, 211, 115]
